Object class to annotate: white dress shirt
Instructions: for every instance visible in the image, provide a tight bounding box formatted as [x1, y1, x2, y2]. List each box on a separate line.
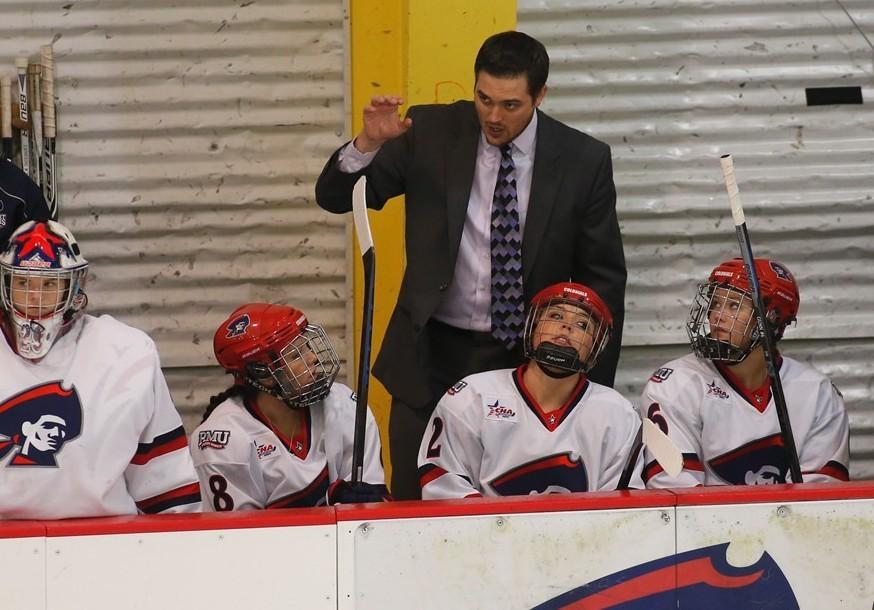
[338, 112, 538, 332]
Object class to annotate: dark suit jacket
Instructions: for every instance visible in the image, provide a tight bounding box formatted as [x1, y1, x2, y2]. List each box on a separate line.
[316, 101, 626, 408]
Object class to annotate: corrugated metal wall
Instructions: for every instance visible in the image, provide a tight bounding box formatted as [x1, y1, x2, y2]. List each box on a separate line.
[0, 0, 347, 431]
[519, 0, 874, 478]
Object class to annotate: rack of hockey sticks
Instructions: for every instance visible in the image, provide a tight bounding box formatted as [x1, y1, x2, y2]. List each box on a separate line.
[1, 44, 59, 220]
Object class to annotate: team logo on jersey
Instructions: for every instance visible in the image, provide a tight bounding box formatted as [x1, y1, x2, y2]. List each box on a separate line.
[706, 380, 731, 400]
[530, 542, 798, 609]
[198, 429, 230, 450]
[447, 380, 468, 395]
[0, 381, 83, 467]
[485, 398, 517, 422]
[254, 438, 277, 460]
[649, 367, 673, 383]
[225, 314, 251, 338]
[491, 452, 588, 496]
[710, 433, 788, 485]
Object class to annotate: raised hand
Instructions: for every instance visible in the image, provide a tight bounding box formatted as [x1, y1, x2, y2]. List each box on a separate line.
[353, 95, 413, 153]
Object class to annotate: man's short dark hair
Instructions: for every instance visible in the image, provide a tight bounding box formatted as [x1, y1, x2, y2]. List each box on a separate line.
[474, 31, 550, 99]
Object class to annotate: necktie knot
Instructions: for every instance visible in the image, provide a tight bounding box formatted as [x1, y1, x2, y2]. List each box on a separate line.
[500, 144, 513, 162]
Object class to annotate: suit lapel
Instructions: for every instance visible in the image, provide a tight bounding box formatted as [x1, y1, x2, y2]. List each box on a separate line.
[523, 110, 562, 284]
[446, 105, 480, 266]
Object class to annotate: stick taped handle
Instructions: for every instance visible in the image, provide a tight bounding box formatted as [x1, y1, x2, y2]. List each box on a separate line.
[1, 76, 10, 139]
[41, 45, 56, 138]
[720, 154, 745, 226]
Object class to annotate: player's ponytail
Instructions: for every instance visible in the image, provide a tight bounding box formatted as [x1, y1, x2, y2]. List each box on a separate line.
[201, 384, 249, 423]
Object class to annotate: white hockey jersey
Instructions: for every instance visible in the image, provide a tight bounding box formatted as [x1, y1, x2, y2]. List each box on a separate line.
[418, 366, 644, 499]
[190, 383, 385, 511]
[640, 352, 850, 487]
[0, 314, 201, 519]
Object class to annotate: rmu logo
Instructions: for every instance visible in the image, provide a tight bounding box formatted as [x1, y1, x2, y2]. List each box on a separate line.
[649, 367, 673, 383]
[198, 429, 230, 450]
[225, 314, 251, 338]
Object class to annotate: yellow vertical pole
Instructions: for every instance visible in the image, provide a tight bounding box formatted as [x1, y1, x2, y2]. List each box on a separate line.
[349, 0, 516, 484]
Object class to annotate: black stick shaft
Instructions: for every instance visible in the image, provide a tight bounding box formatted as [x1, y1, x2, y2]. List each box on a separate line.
[721, 154, 803, 483]
[351, 247, 375, 484]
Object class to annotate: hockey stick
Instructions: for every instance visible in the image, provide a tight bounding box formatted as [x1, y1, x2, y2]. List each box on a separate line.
[41, 45, 58, 219]
[28, 63, 43, 188]
[720, 154, 803, 483]
[1, 76, 12, 161]
[350, 175, 375, 485]
[616, 418, 684, 490]
[15, 58, 31, 176]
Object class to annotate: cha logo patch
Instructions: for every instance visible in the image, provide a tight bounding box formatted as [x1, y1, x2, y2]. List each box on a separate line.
[254, 438, 277, 460]
[447, 380, 468, 396]
[198, 429, 230, 450]
[225, 314, 251, 338]
[706, 380, 730, 400]
[649, 367, 674, 383]
[484, 398, 517, 422]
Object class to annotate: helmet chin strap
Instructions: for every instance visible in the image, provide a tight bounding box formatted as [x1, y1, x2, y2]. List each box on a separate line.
[532, 342, 580, 378]
[246, 377, 304, 409]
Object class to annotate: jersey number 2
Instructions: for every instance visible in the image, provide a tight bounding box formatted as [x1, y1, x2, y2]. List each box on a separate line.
[426, 417, 444, 459]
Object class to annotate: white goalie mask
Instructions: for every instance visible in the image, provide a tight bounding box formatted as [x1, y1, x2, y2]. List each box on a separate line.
[0, 221, 89, 360]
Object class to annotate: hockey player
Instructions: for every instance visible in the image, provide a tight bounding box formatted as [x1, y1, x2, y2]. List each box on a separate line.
[417, 282, 643, 499]
[640, 257, 849, 487]
[0, 220, 201, 518]
[191, 303, 388, 510]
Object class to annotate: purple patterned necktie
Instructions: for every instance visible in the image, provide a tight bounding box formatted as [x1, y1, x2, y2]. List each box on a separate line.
[490, 144, 524, 349]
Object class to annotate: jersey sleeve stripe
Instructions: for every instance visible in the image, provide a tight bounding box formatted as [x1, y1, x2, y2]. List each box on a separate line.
[418, 464, 448, 488]
[136, 482, 201, 514]
[807, 461, 850, 481]
[266, 467, 330, 509]
[131, 426, 188, 465]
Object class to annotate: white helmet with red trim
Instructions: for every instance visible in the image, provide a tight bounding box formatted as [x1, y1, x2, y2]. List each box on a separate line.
[523, 281, 613, 377]
[0, 221, 89, 360]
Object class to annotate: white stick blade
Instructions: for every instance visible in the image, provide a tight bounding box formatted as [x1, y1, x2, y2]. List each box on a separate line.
[642, 419, 683, 478]
[352, 176, 374, 256]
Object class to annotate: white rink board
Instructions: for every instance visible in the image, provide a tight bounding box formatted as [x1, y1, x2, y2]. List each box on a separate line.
[0, 536, 46, 610]
[337, 507, 675, 610]
[46, 525, 336, 610]
[677, 497, 874, 608]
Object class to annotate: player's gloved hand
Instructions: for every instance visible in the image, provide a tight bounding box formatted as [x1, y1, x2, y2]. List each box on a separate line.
[326, 480, 391, 505]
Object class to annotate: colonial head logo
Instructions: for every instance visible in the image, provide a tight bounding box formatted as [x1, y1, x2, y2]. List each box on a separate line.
[490, 452, 588, 496]
[0, 381, 83, 467]
[530, 542, 798, 609]
[225, 313, 250, 338]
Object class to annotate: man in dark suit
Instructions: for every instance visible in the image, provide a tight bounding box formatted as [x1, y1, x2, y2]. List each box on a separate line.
[315, 31, 626, 500]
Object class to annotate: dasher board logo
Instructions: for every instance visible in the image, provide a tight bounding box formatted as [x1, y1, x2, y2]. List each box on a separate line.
[531, 542, 798, 609]
[198, 429, 230, 450]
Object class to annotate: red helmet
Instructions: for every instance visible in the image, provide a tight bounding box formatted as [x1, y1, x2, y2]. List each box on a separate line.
[523, 282, 613, 375]
[688, 258, 799, 363]
[213, 303, 339, 408]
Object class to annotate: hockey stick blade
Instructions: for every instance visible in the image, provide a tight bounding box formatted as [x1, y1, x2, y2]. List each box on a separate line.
[642, 419, 683, 478]
[352, 176, 374, 257]
[350, 175, 375, 484]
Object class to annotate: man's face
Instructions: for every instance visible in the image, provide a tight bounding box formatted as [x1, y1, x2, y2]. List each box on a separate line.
[707, 286, 756, 349]
[474, 71, 546, 147]
[10, 273, 69, 319]
[533, 302, 597, 362]
[22, 414, 68, 452]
